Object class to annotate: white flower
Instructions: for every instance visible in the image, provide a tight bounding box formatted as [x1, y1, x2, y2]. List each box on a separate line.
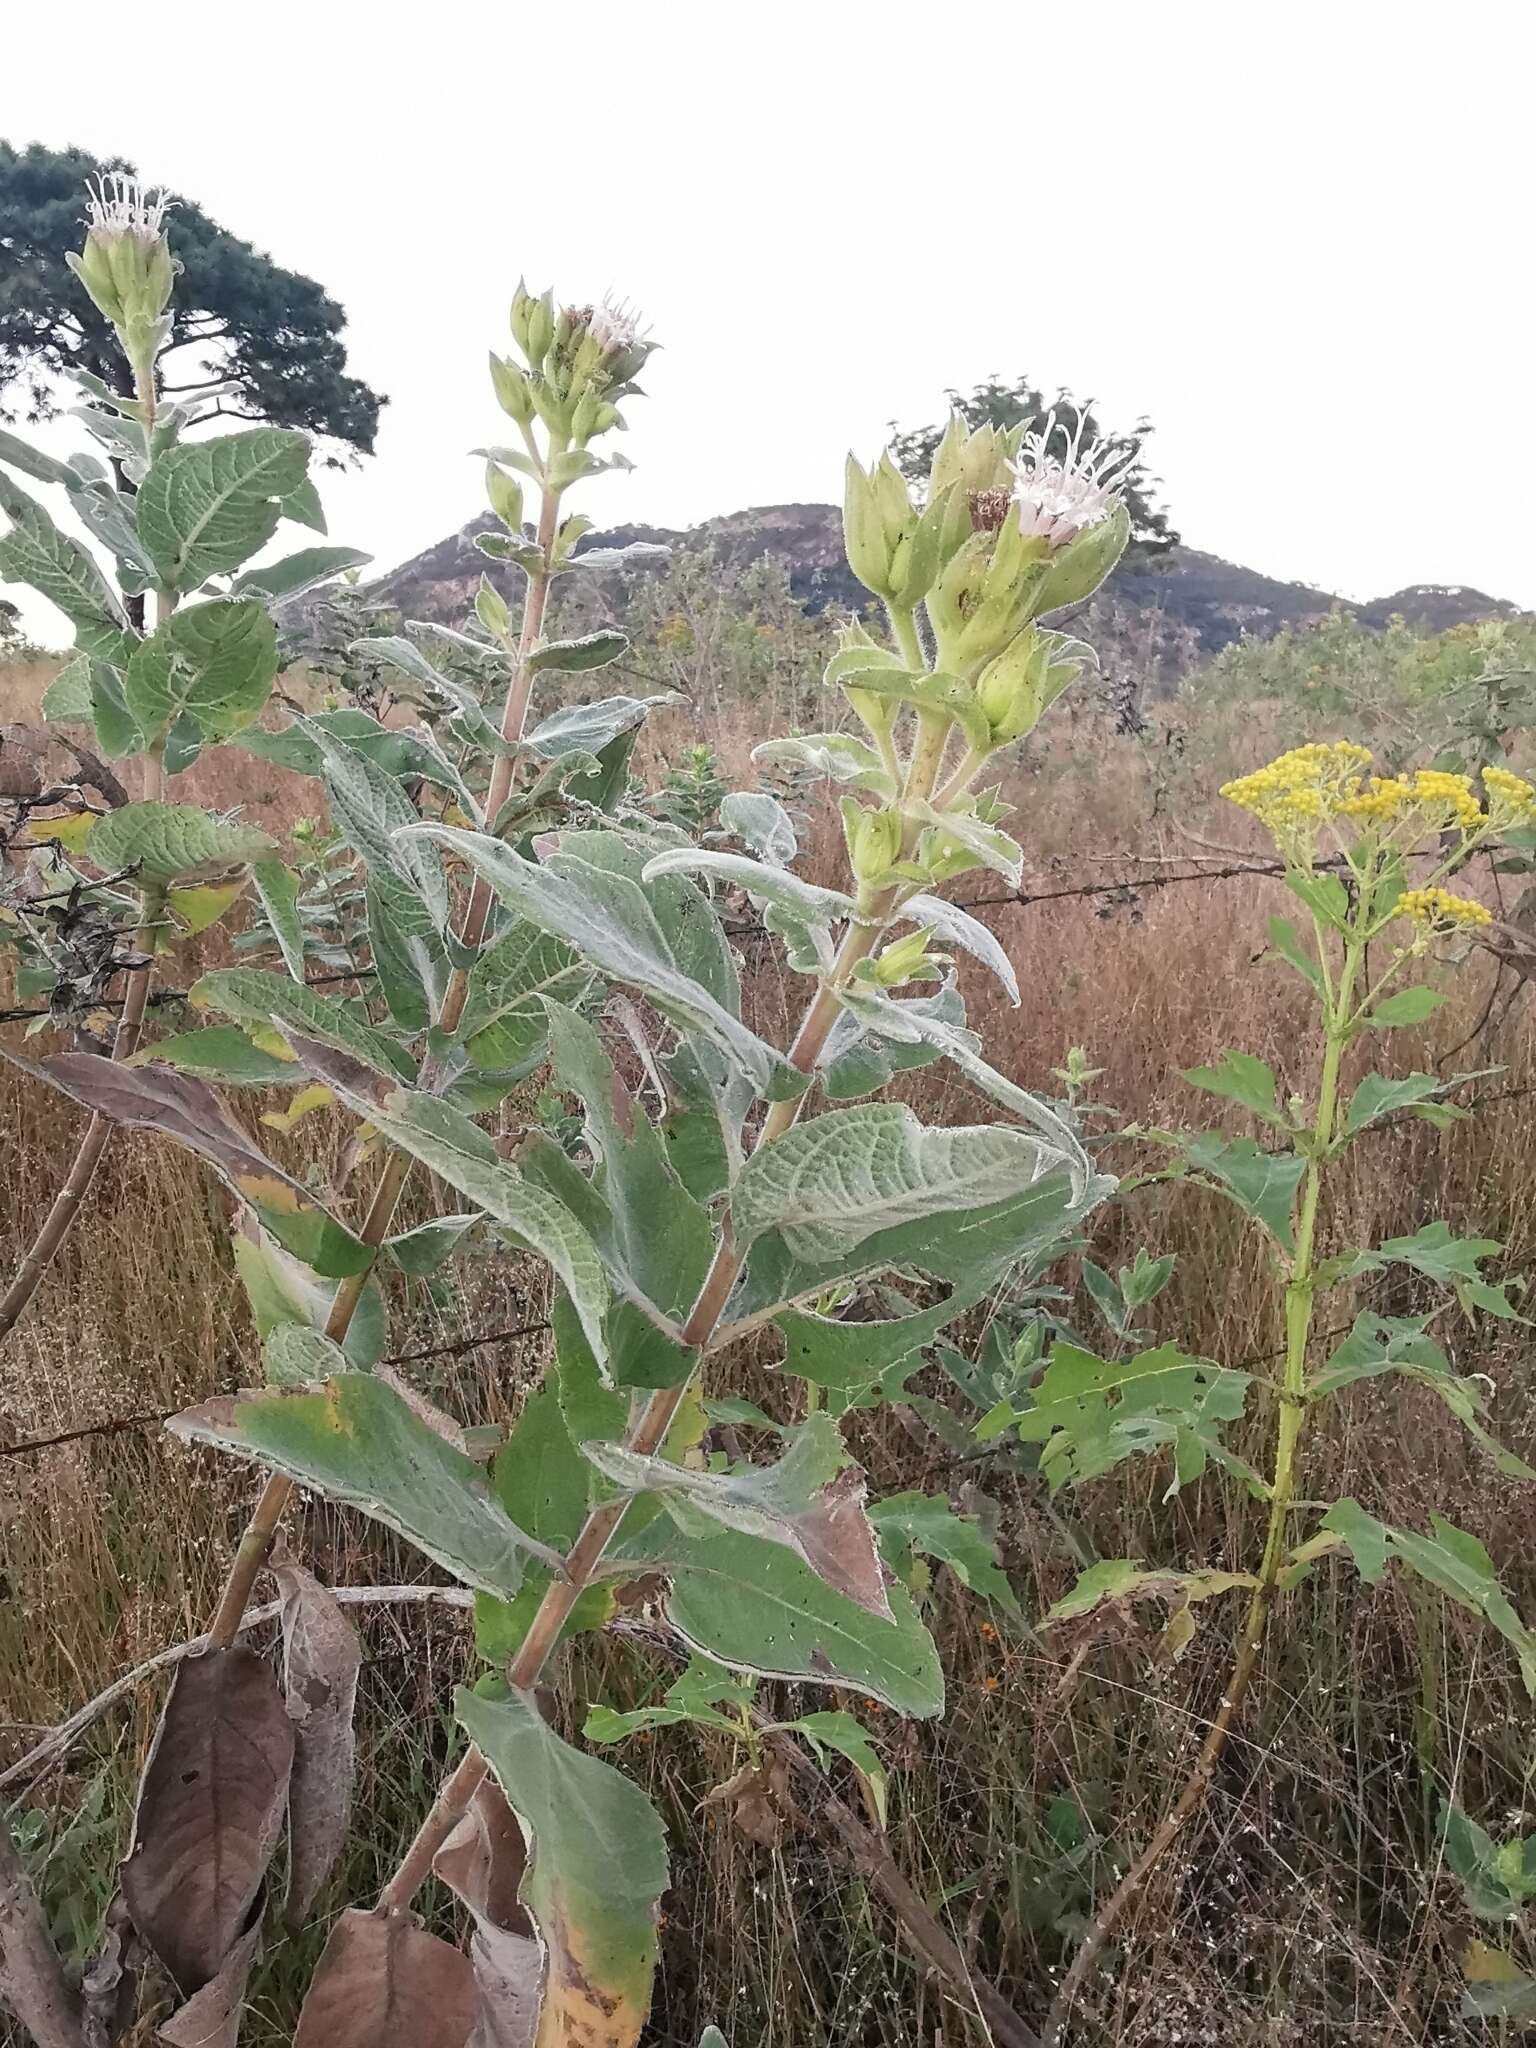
[584, 292, 648, 357]
[84, 172, 173, 247]
[1011, 408, 1133, 547]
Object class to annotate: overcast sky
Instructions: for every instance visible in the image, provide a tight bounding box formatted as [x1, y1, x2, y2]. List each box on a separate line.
[6, 0, 1535, 642]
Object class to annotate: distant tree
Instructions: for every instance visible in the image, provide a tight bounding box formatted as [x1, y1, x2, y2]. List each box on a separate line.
[891, 373, 1178, 565]
[0, 141, 385, 464]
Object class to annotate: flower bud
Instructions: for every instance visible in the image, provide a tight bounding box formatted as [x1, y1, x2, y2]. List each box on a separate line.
[974, 628, 1094, 744]
[840, 798, 903, 885]
[66, 175, 178, 377]
[869, 927, 941, 987]
[484, 459, 524, 532]
[928, 512, 1050, 675]
[511, 282, 557, 371]
[843, 452, 915, 603]
[489, 353, 535, 425]
[928, 416, 1018, 564]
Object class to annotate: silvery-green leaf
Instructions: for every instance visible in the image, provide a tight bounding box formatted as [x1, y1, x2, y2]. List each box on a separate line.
[41, 652, 93, 723]
[528, 629, 627, 673]
[909, 800, 1024, 884]
[731, 1102, 1074, 1260]
[88, 803, 274, 882]
[751, 732, 896, 797]
[524, 693, 679, 760]
[299, 715, 448, 929]
[0, 470, 131, 656]
[719, 791, 798, 867]
[641, 846, 856, 926]
[137, 427, 311, 588]
[899, 892, 1018, 1002]
[233, 545, 373, 601]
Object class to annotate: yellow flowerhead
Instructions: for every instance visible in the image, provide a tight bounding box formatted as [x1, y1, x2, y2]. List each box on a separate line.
[1395, 886, 1493, 933]
[1483, 764, 1536, 831]
[1220, 742, 1373, 860]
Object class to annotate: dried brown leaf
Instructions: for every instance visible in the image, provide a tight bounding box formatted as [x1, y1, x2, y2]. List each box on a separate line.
[157, 1907, 262, 2048]
[434, 1781, 543, 2048]
[121, 1647, 293, 1996]
[274, 1560, 362, 1927]
[292, 1908, 478, 2048]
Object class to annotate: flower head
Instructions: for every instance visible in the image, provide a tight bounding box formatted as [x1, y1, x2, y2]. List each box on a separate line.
[83, 172, 173, 247]
[1396, 886, 1492, 933]
[1483, 764, 1536, 831]
[583, 292, 649, 359]
[1011, 408, 1134, 547]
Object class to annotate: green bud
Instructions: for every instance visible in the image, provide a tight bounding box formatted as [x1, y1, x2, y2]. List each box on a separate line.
[67, 177, 179, 381]
[870, 927, 941, 987]
[840, 798, 903, 885]
[974, 631, 1050, 744]
[1033, 500, 1131, 612]
[928, 417, 1016, 565]
[843, 451, 919, 603]
[489, 353, 535, 424]
[484, 459, 524, 532]
[475, 574, 512, 639]
[929, 513, 1051, 674]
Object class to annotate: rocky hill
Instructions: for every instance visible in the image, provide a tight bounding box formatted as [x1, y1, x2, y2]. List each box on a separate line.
[369, 503, 1523, 656]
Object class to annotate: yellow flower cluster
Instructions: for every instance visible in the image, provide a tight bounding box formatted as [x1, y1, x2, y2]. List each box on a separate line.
[1396, 886, 1493, 931]
[1220, 743, 1372, 849]
[1483, 764, 1536, 829]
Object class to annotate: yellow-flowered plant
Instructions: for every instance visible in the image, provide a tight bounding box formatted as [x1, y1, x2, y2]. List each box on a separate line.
[1041, 740, 1535, 2043]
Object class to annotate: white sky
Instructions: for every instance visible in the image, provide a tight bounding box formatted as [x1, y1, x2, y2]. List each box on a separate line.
[6, 0, 1535, 642]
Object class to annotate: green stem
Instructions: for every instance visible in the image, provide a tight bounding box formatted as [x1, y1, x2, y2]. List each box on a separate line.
[885, 603, 923, 672]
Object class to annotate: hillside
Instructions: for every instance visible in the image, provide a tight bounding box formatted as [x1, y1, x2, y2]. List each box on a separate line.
[367, 502, 1525, 655]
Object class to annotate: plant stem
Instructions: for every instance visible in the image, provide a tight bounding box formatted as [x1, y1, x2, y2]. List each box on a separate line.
[375, 909, 887, 1915]
[200, 486, 563, 1651]
[1043, 925, 1363, 2044]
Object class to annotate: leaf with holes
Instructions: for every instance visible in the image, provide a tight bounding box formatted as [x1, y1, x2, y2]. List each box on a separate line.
[121, 1647, 293, 1995]
[457, 1684, 670, 2048]
[1013, 1341, 1256, 1498]
[170, 1376, 562, 1598]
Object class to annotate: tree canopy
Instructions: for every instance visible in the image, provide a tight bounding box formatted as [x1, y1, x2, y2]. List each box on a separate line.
[0, 141, 385, 462]
[892, 373, 1178, 565]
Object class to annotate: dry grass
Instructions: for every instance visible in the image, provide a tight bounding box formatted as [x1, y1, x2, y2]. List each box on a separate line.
[4, 658, 1535, 2047]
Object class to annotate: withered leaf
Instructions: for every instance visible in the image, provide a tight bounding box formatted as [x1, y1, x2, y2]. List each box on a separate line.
[275, 1559, 362, 1927]
[699, 1758, 793, 1850]
[157, 1905, 262, 2048]
[121, 1648, 293, 1997]
[292, 1908, 478, 2048]
[434, 1781, 543, 2048]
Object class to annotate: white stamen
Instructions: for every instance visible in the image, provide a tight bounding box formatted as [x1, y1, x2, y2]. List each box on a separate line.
[1011, 405, 1134, 546]
[585, 291, 648, 356]
[84, 172, 172, 244]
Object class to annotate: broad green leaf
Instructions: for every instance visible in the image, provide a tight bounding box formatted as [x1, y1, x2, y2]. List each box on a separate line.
[1310, 1312, 1534, 1478]
[1013, 1341, 1255, 1497]
[384, 1213, 478, 1277]
[908, 798, 1024, 884]
[1183, 1133, 1306, 1249]
[232, 545, 372, 600]
[456, 1684, 669, 2048]
[1343, 1071, 1463, 1136]
[232, 1232, 385, 1369]
[411, 825, 796, 1098]
[366, 873, 447, 1031]
[0, 470, 131, 658]
[730, 1103, 1076, 1260]
[250, 861, 307, 983]
[524, 694, 674, 759]
[543, 1003, 715, 1322]
[192, 966, 413, 1080]
[869, 1491, 1019, 1613]
[751, 730, 897, 797]
[1372, 1219, 1503, 1286]
[494, 1378, 592, 1553]
[586, 1411, 889, 1616]
[459, 921, 591, 1072]
[285, 1040, 609, 1369]
[1285, 870, 1350, 929]
[1041, 1556, 1257, 1627]
[835, 665, 993, 754]
[238, 708, 461, 787]
[789, 1711, 888, 1824]
[527, 628, 628, 673]
[1265, 913, 1323, 993]
[137, 427, 310, 588]
[128, 1024, 299, 1087]
[41, 652, 93, 722]
[26, 1051, 367, 1275]
[0, 425, 86, 488]
[88, 662, 142, 752]
[88, 803, 274, 883]
[1320, 1499, 1536, 1692]
[718, 790, 798, 866]
[1368, 986, 1446, 1029]
[1182, 1050, 1287, 1127]
[620, 1522, 944, 1717]
[776, 1282, 991, 1416]
[263, 1324, 349, 1385]
[642, 846, 855, 944]
[172, 1375, 561, 1596]
[123, 599, 278, 743]
[585, 1656, 755, 1744]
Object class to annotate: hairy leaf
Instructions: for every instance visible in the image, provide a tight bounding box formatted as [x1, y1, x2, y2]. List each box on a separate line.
[124, 599, 278, 743]
[121, 1648, 293, 1995]
[0, 470, 131, 658]
[460, 924, 591, 1073]
[457, 1685, 669, 2048]
[192, 968, 412, 1079]
[524, 694, 673, 760]
[233, 545, 373, 601]
[587, 1411, 890, 1616]
[718, 790, 798, 866]
[138, 428, 310, 588]
[250, 861, 307, 982]
[171, 1376, 562, 1597]
[88, 802, 274, 882]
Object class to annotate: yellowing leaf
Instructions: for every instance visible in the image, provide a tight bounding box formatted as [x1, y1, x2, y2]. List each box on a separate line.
[262, 1083, 335, 1133]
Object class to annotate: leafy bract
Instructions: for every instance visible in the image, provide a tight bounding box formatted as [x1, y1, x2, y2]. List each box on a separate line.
[171, 1375, 562, 1598]
[457, 1684, 669, 2048]
[1319, 1499, 1536, 1693]
[586, 1411, 890, 1616]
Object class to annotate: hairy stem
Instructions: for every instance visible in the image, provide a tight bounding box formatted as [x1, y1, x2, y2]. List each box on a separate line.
[200, 486, 563, 1650]
[376, 910, 887, 1914]
[1044, 924, 1363, 2044]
